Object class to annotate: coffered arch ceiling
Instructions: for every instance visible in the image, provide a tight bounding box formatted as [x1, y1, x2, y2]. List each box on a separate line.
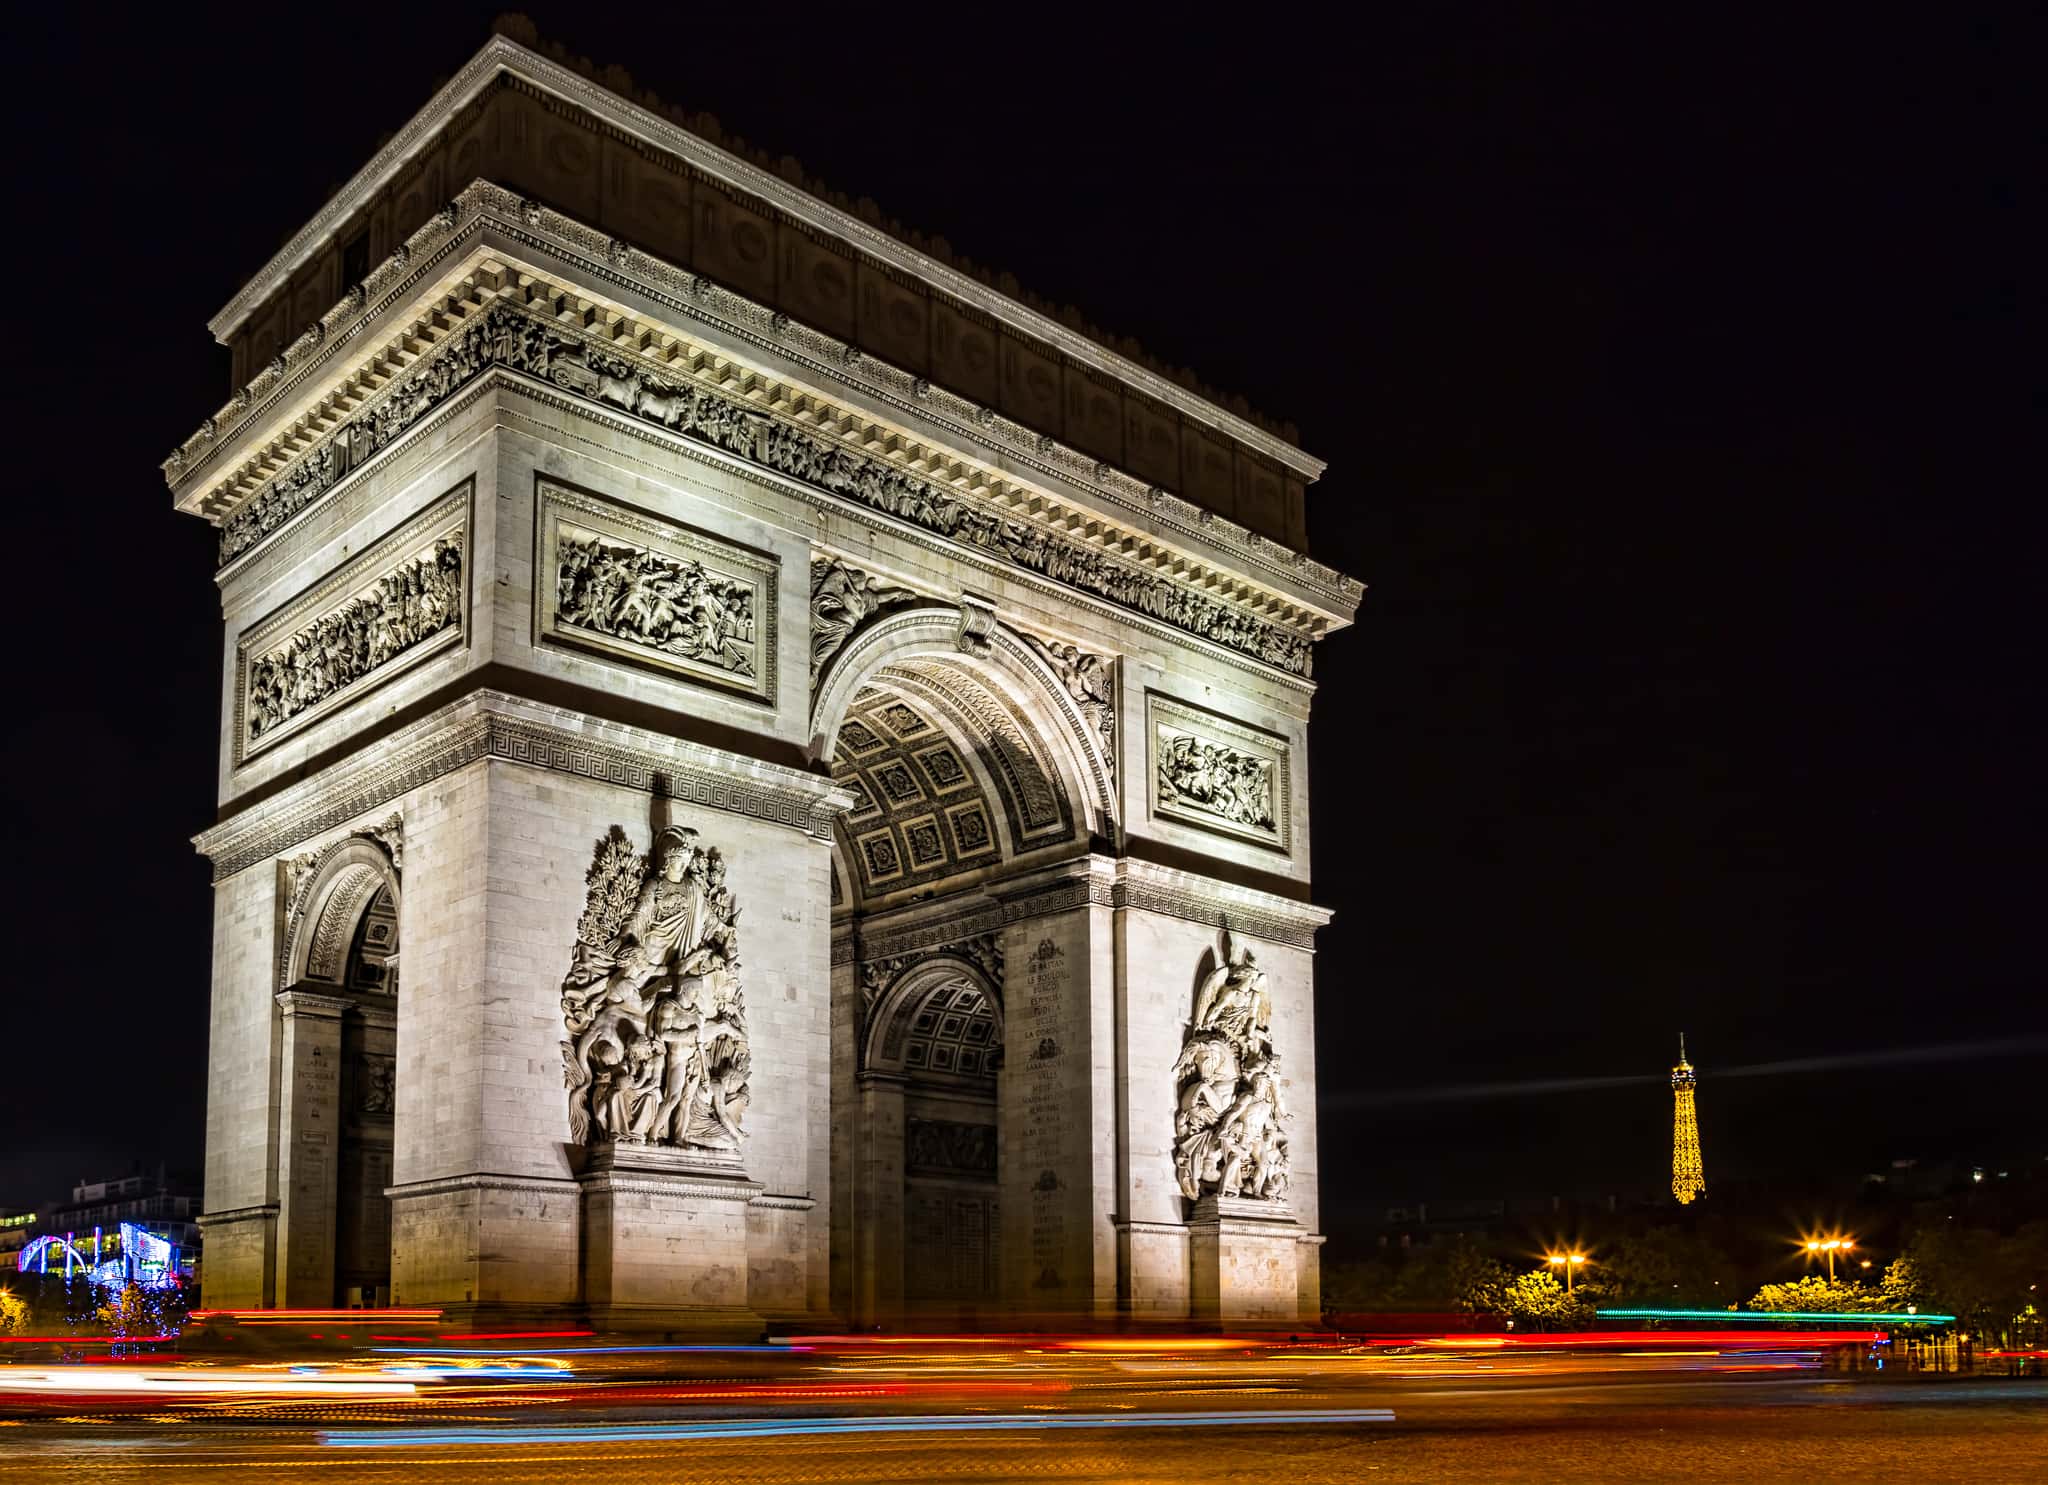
[830, 662, 1078, 909]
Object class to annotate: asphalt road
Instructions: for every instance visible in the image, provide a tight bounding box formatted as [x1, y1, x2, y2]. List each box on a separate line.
[0, 1375, 2040, 1482]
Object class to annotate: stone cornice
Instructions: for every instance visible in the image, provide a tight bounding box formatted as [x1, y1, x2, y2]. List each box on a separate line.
[385, 1173, 580, 1201]
[194, 690, 855, 881]
[180, 249, 1340, 683]
[172, 186, 1358, 624]
[1112, 858, 1333, 951]
[839, 854, 1331, 953]
[206, 36, 1323, 484]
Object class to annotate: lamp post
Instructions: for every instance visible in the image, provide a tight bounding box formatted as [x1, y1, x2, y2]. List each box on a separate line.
[1546, 1252, 1589, 1296]
[1803, 1237, 1854, 1281]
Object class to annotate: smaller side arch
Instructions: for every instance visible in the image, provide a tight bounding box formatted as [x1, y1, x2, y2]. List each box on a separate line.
[284, 837, 400, 990]
[863, 953, 1004, 1081]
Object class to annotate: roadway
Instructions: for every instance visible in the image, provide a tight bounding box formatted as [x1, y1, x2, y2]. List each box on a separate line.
[0, 1341, 2039, 1481]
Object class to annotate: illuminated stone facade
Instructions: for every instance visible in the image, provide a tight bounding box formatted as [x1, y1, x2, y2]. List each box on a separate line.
[179, 31, 1357, 1330]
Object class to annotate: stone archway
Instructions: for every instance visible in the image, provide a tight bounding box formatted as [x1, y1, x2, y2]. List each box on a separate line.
[276, 828, 401, 1307]
[859, 955, 1003, 1323]
[818, 607, 1107, 1329]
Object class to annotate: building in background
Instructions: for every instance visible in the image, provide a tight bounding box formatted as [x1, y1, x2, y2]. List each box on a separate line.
[12, 1169, 201, 1289]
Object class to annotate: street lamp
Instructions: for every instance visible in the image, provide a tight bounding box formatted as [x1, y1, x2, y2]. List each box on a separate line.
[1546, 1251, 1589, 1296]
[1803, 1236, 1855, 1281]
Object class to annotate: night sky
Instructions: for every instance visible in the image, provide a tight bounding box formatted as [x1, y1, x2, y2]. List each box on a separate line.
[6, 8, 2041, 1243]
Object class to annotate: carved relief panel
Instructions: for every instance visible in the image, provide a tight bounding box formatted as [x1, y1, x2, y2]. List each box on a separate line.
[235, 482, 470, 764]
[1146, 693, 1292, 853]
[535, 478, 779, 705]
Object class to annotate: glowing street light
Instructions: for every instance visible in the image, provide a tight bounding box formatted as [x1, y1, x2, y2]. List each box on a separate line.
[1803, 1236, 1855, 1281]
[1546, 1251, 1590, 1296]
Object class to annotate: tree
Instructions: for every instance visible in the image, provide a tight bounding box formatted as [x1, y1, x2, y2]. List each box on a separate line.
[0, 1287, 29, 1336]
[1900, 1220, 2048, 1348]
[1598, 1226, 1737, 1308]
[1746, 1275, 1883, 1313]
[1497, 1268, 1589, 1331]
[97, 1283, 168, 1340]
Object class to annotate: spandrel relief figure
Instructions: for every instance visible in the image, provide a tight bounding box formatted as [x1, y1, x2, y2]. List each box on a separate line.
[561, 824, 750, 1153]
[1172, 929, 1290, 1203]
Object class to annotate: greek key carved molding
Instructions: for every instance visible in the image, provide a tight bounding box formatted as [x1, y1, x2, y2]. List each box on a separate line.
[213, 297, 1314, 677]
[198, 694, 849, 881]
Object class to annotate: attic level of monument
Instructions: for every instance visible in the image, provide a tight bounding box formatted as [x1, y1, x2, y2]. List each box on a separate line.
[167, 193, 1355, 682]
[189, 33, 1323, 550]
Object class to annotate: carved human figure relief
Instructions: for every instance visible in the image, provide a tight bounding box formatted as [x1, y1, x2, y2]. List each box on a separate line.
[1173, 927, 1290, 1204]
[555, 530, 757, 677]
[810, 556, 917, 688]
[244, 538, 463, 743]
[1156, 730, 1275, 834]
[560, 824, 750, 1155]
[1020, 632, 1117, 778]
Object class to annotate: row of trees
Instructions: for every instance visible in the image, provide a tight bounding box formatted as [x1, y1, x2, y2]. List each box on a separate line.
[1324, 1219, 2046, 1342]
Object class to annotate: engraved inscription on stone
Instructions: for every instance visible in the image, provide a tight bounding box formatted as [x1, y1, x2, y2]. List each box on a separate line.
[537, 481, 778, 703]
[237, 486, 469, 762]
[1147, 693, 1292, 852]
[1020, 935, 1069, 1292]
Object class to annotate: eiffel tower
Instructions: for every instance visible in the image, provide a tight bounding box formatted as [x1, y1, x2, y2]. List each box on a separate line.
[1671, 1034, 1706, 1204]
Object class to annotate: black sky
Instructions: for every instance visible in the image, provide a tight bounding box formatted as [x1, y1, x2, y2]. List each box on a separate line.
[4, 6, 2041, 1241]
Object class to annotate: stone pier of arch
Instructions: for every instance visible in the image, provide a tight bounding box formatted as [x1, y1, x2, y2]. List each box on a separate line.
[174, 32, 1359, 1332]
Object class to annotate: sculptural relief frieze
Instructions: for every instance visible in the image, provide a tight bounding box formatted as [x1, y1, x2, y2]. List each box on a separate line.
[560, 825, 751, 1157]
[1146, 694, 1291, 852]
[1172, 930, 1290, 1205]
[906, 1118, 997, 1176]
[237, 489, 469, 762]
[538, 482, 777, 703]
[215, 299, 1314, 679]
[810, 557, 919, 690]
[1020, 632, 1117, 781]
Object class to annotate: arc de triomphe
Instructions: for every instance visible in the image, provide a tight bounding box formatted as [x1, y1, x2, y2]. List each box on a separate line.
[171, 30, 1359, 1331]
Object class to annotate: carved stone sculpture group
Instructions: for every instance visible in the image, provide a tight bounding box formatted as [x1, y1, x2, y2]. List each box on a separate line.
[1172, 931, 1289, 1204]
[219, 301, 1313, 678]
[1156, 730, 1275, 833]
[561, 825, 752, 1155]
[247, 539, 463, 741]
[556, 530, 756, 676]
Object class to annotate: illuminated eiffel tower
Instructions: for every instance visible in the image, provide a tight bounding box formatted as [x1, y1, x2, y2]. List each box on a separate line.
[1670, 1034, 1706, 1204]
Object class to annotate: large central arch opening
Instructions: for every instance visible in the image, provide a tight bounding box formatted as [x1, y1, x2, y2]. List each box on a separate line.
[817, 610, 1112, 1329]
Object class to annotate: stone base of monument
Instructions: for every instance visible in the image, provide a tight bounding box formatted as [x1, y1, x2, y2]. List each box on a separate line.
[1187, 1194, 1301, 1327]
[578, 1143, 765, 1333]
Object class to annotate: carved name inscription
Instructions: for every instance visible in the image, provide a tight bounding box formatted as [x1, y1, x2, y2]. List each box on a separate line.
[1019, 935, 1069, 1294]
